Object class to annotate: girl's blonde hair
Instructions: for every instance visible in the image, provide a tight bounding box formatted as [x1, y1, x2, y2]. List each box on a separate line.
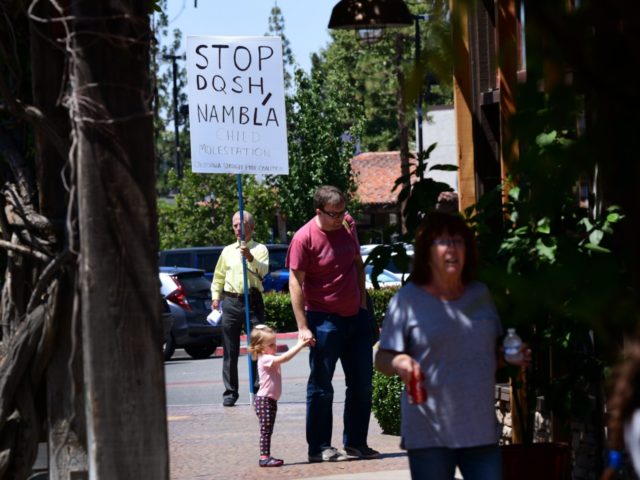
[248, 324, 276, 360]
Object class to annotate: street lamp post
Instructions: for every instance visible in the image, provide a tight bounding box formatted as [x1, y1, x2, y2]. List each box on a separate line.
[163, 54, 184, 179]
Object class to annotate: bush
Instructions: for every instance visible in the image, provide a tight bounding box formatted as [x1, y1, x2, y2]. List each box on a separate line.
[263, 287, 399, 333]
[371, 369, 404, 435]
[263, 292, 297, 332]
[369, 287, 399, 328]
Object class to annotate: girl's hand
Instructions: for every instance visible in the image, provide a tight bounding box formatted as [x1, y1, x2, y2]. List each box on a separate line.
[298, 327, 316, 347]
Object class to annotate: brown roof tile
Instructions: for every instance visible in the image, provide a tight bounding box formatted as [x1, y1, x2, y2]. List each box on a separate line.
[350, 151, 403, 205]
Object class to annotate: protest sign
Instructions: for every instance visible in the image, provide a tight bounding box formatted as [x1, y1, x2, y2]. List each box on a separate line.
[186, 35, 288, 175]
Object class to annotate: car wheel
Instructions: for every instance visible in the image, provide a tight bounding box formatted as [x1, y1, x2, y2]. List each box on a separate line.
[163, 334, 176, 361]
[184, 342, 217, 359]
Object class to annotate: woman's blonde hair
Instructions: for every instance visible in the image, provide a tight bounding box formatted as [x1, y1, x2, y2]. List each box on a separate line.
[248, 324, 276, 360]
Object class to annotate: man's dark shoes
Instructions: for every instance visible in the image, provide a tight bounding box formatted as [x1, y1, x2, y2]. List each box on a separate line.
[344, 445, 381, 459]
[259, 456, 284, 467]
[222, 397, 236, 407]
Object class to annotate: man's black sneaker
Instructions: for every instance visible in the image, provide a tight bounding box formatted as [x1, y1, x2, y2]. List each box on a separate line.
[222, 397, 236, 407]
[344, 445, 381, 459]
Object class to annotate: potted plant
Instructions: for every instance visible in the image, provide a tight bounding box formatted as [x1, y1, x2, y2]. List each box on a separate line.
[465, 129, 629, 479]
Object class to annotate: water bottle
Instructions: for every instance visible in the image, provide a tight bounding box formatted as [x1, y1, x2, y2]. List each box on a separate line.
[503, 328, 523, 363]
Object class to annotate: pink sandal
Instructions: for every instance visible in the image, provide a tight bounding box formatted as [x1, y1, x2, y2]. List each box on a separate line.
[259, 456, 284, 467]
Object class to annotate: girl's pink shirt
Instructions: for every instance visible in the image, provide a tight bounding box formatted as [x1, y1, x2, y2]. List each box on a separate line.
[256, 354, 282, 400]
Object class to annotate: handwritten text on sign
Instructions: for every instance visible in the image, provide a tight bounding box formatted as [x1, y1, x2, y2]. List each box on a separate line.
[186, 36, 288, 175]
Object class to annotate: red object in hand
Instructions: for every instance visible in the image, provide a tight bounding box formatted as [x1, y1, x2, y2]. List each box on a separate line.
[408, 369, 427, 404]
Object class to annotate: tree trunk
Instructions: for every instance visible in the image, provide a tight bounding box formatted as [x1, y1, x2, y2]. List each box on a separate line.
[70, 2, 168, 478]
[395, 33, 410, 235]
[29, 1, 89, 476]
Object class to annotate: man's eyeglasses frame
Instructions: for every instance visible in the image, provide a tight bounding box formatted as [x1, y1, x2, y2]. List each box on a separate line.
[320, 208, 347, 219]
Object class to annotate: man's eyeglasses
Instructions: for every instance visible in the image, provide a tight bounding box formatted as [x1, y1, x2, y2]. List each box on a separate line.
[321, 208, 347, 219]
[432, 238, 465, 248]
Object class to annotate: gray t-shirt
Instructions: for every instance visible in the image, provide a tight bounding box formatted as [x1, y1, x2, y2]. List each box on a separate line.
[379, 281, 502, 450]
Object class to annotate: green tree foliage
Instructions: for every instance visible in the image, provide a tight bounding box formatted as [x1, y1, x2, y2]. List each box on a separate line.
[465, 129, 630, 438]
[266, 2, 296, 91]
[268, 68, 361, 232]
[152, 0, 189, 194]
[158, 166, 278, 249]
[314, 1, 453, 152]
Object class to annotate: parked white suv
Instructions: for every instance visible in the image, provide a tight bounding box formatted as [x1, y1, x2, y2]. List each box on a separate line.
[361, 243, 414, 283]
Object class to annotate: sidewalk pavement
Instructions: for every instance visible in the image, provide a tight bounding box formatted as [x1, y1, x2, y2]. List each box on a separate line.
[169, 331, 411, 479]
[168, 400, 411, 480]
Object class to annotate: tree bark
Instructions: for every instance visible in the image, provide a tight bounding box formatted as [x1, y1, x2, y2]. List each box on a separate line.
[28, 1, 89, 476]
[69, 2, 168, 478]
[395, 33, 410, 235]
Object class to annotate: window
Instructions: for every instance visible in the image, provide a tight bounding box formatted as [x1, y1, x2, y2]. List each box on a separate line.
[164, 253, 191, 268]
[197, 252, 221, 273]
[267, 247, 288, 271]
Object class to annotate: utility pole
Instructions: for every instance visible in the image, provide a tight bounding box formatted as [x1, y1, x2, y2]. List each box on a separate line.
[163, 54, 184, 179]
[414, 14, 427, 159]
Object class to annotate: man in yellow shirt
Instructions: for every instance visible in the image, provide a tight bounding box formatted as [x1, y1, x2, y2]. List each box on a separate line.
[211, 211, 269, 407]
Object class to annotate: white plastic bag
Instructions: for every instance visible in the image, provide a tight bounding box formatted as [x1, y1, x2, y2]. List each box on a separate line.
[207, 307, 222, 326]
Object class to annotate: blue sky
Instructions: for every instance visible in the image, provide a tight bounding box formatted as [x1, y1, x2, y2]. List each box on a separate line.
[164, 0, 335, 73]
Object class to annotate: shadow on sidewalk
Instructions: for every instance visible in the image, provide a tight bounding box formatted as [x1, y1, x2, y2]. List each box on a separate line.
[168, 402, 409, 480]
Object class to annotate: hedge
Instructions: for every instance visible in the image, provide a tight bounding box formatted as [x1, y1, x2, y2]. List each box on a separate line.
[371, 369, 404, 435]
[263, 286, 399, 333]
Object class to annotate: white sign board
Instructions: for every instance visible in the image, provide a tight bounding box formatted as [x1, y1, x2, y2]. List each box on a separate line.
[186, 36, 289, 175]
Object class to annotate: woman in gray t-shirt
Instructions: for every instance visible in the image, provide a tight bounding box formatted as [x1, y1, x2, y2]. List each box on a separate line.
[376, 212, 530, 480]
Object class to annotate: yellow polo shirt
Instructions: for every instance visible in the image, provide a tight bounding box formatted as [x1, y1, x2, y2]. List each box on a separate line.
[210, 240, 269, 300]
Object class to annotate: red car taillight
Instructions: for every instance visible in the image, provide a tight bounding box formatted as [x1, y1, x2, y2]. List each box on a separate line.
[167, 277, 192, 311]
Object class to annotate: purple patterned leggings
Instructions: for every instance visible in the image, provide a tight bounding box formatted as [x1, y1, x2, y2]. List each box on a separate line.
[255, 396, 278, 456]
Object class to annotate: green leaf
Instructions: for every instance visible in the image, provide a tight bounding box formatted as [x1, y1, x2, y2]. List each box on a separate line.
[536, 130, 558, 147]
[579, 217, 593, 231]
[588, 229, 604, 246]
[535, 238, 557, 263]
[429, 164, 459, 172]
[536, 217, 551, 234]
[606, 212, 621, 223]
[583, 243, 611, 253]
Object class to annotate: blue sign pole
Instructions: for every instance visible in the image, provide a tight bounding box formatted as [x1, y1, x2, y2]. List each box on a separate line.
[236, 174, 255, 405]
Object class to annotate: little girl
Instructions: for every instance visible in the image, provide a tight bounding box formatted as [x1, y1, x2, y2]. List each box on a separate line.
[248, 325, 310, 467]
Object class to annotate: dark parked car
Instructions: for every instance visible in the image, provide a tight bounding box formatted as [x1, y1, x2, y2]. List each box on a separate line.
[261, 244, 289, 293]
[159, 267, 221, 360]
[159, 244, 290, 293]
